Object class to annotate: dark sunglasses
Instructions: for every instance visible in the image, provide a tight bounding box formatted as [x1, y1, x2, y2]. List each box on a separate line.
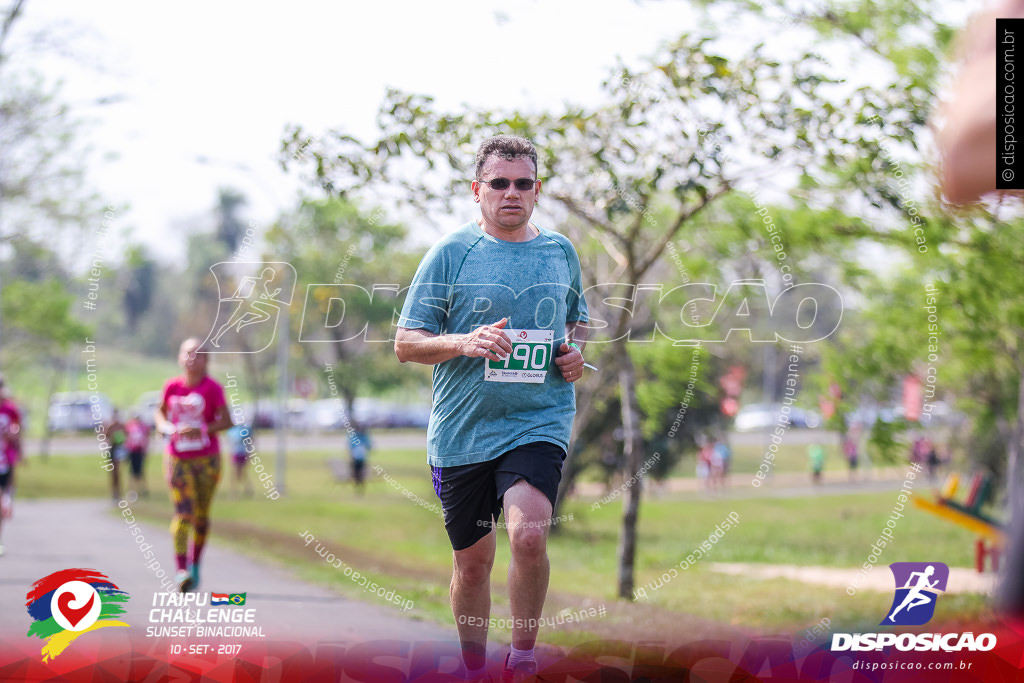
[478, 177, 537, 191]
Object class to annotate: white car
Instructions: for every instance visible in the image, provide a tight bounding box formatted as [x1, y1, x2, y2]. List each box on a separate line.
[734, 403, 821, 431]
[48, 392, 113, 432]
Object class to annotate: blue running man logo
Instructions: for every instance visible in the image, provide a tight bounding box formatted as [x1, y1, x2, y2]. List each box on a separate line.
[882, 562, 949, 626]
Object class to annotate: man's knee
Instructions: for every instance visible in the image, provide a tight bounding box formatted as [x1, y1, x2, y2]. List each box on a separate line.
[509, 524, 548, 562]
[453, 544, 495, 587]
[454, 561, 492, 588]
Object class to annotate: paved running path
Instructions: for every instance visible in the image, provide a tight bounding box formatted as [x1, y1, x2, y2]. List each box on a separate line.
[0, 499, 455, 645]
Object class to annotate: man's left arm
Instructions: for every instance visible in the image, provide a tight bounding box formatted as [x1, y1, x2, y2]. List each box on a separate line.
[556, 239, 590, 382]
[555, 321, 588, 383]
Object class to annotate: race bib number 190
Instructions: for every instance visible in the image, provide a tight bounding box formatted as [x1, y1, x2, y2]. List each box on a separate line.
[485, 329, 553, 383]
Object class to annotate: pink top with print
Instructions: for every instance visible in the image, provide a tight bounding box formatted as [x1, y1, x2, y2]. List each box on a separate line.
[162, 376, 226, 459]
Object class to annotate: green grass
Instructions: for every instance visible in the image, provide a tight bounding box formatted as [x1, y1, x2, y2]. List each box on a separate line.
[14, 455, 115, 498]
[16, 442, 995, 644]
[2, 349, 266, 437]
[662, 437, 916, 479]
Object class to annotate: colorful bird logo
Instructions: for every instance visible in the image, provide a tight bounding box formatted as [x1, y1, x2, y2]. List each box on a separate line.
[25, 569, 130, 661]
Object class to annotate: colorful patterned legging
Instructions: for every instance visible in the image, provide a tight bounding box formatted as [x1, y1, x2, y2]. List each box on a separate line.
[166, 455, 221, 569]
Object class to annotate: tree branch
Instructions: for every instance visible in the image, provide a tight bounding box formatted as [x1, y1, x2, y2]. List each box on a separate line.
[634, 184, 727, 278]
[550, 191, 631, 269]
[0, 0, 27, 73]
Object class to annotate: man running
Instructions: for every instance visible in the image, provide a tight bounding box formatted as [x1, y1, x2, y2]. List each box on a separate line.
[395, 135, 589, 682]
[155, 338, 232, 592]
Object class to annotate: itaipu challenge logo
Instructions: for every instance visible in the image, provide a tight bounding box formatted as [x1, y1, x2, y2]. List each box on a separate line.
[882, 562, 949, 626]
[25, 569, 130, 661]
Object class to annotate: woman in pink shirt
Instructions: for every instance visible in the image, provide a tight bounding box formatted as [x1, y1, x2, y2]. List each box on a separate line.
[154, 338, 232, 592]
[0, 375, 21, 556]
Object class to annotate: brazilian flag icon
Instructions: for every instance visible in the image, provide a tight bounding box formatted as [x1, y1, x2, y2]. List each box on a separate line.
[228, 593, 247, 606]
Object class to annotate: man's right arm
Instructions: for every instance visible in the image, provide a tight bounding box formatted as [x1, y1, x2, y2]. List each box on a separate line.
[394, 328, 466, 365]
[395, 319, 512, 366]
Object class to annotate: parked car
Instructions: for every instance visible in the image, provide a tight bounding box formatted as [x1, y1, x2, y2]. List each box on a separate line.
[791, 406, 821, 429]
[48, 392, 114, 432]
[354, 399, 432, 429]
[231, 399, 316, 430]
[309, 398, 345, 431]
[733, 402, 821, 432]
[733, 403, 777, 432]
[394, 403, 431, 429]
[307, 398, 430, 430]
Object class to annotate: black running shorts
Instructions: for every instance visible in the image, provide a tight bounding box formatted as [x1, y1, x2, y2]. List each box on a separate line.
[430, 441, 567, 551]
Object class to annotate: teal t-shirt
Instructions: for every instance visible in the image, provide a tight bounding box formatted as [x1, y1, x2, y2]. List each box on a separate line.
[398, 221, 589, 467]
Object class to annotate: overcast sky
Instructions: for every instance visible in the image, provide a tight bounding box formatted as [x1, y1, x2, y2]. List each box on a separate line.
[17, 0, 708, 264]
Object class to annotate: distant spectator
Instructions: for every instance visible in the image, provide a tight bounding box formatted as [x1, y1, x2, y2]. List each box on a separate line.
[911, 435, 928, 466]
[598, 431, 621, 495]
[843, 435, 859, 481]
[225, 423, 253, 497]
[124, 412, 151, 501]
[925, 439, 941, 482]
[808, 443, 825, 485]
[712, 437, 732, 489]
[696, 435, 713, 490]
[105, 409, 128, 502]
[349, 423, 371, 494]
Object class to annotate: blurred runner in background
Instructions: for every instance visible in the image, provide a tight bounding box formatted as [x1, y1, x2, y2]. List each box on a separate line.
[155, 338, 231, 592]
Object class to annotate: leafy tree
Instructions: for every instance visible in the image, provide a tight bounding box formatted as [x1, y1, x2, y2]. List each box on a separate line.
[3, 278, 89, 351]
[120, 245, 156, 334]
[0, 0, 103, 253]
[264, 197, 428, 415]
[2, 275, 92, 455]
[214, 187, 247, 254]
[126, 260, 183, 357]
[0, 0, 108, 359]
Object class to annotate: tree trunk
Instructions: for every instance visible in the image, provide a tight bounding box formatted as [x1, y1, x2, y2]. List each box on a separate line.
[38, 363, 63, 460]
[240, 336, 261, 428]
[1007, 361, 1024, 515]
[553, 365, 605, 519]
[616, 348, 645, 599]
[997, 359, 1024, 610]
